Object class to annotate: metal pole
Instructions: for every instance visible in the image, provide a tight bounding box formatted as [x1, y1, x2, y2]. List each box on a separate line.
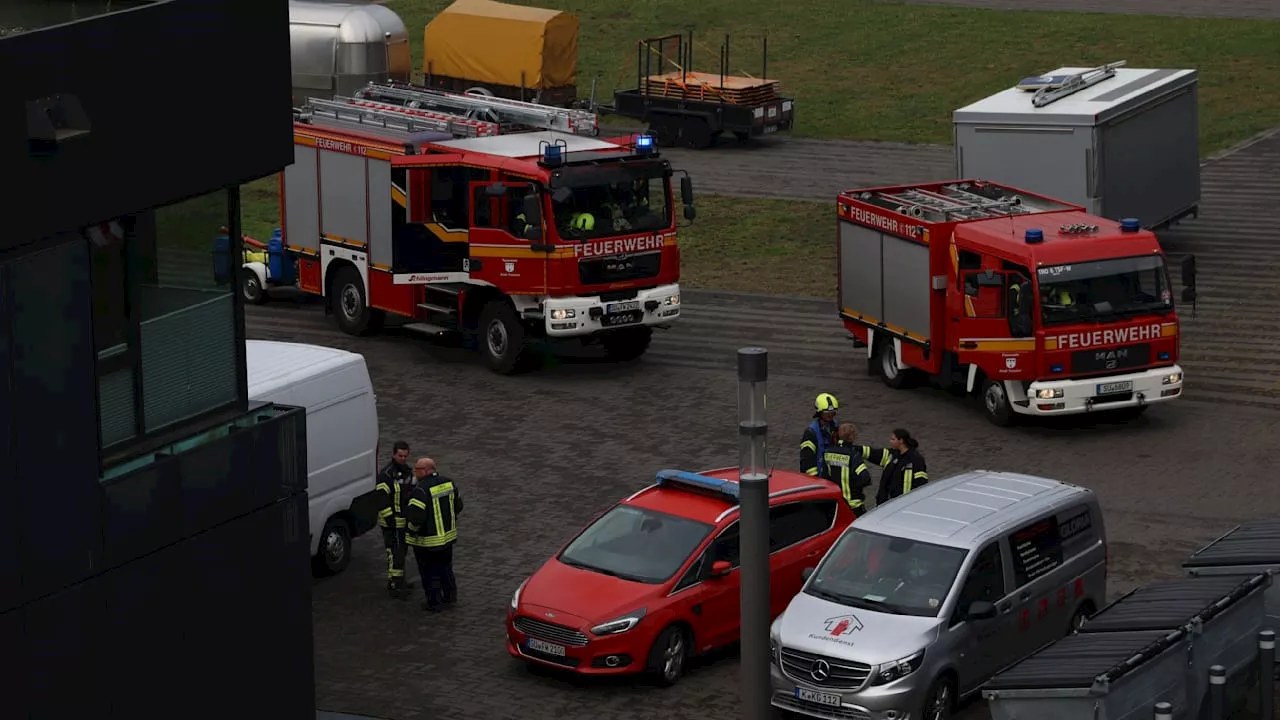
[1153, 701, 1173, 720]
[1260, 630, 1275, 719]
[737, 347, 770, 720]
[1208, 664, 1226, 720]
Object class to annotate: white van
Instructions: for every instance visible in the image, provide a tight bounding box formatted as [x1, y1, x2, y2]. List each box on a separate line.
[246, 340, 380, 576]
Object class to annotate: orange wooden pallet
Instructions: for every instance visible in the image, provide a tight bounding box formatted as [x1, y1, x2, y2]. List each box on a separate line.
[642, 71, 780, 106]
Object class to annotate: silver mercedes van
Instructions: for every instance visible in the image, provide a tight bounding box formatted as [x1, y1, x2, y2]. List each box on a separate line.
[770, 470, 1106, 720]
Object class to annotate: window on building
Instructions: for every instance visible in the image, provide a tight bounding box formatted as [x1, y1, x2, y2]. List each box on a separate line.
[91, 187, 247, 459]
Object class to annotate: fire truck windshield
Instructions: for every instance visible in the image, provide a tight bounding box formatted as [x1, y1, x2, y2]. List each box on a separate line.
[550, 166, 671, 241]
[1036, 255, 1173, 326]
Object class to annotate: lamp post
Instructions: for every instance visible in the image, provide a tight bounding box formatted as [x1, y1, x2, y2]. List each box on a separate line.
[737, 347, 770, 720]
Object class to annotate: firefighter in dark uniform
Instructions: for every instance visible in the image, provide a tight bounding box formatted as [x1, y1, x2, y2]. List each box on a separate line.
[861, 428, 929, 506]
[406, 457, 463, 612]
[821, 423, 873, 517]
[374, 441, 415, 599]
[800, 393, 841, 477]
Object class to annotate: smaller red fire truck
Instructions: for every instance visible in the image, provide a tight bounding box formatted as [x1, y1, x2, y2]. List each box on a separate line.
[836, 180, 1195, 425]
[251, 85, 693, 374]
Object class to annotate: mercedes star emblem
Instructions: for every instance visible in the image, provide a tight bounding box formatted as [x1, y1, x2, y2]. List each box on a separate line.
[810, 659, 831, 682]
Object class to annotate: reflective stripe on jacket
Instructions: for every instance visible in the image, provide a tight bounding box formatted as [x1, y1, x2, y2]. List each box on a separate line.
[821, 442, 872, 512]
[375, 462, 412, 528]
[406, 475, 463, 548]
[800, 418, 838, 477]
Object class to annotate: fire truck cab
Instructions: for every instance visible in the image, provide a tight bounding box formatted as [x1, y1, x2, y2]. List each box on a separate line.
[272, 91, 693, 374]
[837, 180, 1190, 425]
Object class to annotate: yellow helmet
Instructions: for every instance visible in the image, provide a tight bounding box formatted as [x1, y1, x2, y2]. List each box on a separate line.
[1056, 289, 1074, 305]
[815, 393, 839, 412]
[572, 213, 595, 231]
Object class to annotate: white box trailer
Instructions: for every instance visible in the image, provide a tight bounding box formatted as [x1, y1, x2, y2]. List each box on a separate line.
[953, 64, 1200, 229]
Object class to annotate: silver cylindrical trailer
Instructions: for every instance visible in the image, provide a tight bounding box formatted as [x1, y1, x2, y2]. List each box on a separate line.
[1079, 574, 1270, 717]
[983, 629, 1190, 720]
[288, 1, 412, 105]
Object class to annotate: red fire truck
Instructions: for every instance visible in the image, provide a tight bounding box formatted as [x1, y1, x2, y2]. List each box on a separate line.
[836, 180, 1194, 425]
[265, 88, 693, 373]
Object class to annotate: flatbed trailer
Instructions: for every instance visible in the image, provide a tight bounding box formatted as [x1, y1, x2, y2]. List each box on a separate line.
[610, 33, 794, 149]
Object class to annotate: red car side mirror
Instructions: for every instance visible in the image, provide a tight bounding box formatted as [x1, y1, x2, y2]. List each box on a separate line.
[710, 560, 732, 578]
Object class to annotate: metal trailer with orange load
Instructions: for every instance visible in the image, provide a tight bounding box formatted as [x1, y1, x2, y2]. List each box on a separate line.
[610, 33, 795, 149]
[836, 179, 1194, 425]
[239, 94, 696, 374]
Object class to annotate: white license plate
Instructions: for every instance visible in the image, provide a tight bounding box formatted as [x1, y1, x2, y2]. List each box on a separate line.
[763, 125, 779, 134]
[1097, 381, 1133, 395]
[795, 687, 842, 707]
[526, 638, 566, 656]
[606, 301, 640, 314]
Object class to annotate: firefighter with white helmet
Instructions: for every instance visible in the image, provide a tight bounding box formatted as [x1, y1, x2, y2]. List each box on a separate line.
[800, 393, 841, 477]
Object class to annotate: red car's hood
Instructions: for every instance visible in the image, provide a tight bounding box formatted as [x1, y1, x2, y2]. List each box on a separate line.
[521, 558, 656, 628]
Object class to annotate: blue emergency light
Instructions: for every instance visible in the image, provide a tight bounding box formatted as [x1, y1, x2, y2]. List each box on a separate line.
[1051, 364, 1064, 373]
[1120, 218, 1141, 233]
[654, 469, 740, 501]
[543, 144, 564, 166]
[635, 134, 656, 154]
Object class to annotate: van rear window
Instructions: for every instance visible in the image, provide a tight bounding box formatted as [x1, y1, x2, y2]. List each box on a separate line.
[1009, 516, 1064, 586]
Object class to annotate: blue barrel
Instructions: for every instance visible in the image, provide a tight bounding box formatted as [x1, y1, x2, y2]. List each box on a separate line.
[267, 229, 293, 283]
[212, 233, 232, 285]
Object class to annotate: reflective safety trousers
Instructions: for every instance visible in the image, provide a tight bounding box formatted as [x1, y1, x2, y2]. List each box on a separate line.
[406, 477, 462, 548]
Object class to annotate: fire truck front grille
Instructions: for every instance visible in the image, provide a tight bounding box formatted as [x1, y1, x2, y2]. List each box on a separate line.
[579, 251, 661, 285]
[1070, 343, 1151, 374]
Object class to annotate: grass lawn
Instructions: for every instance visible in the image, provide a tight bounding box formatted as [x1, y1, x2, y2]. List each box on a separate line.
[388, 0, 1280, 154]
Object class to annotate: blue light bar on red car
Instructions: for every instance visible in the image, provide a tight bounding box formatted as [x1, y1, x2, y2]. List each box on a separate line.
[654, 469, 741, 501]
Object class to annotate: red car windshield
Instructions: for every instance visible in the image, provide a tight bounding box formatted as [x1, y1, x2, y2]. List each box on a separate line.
[558, 504, 713, 584]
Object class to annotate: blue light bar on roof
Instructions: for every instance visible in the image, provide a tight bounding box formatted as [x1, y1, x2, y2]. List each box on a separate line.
[654, 469, 740, 501]
[635, 134, 655, 153]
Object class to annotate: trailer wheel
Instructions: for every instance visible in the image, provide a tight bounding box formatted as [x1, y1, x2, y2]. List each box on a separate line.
[330, 266, 379, 336]
[981, 378, 1016, 427]
[649, 116, 680, 147]
[479, 300, 529, 374]
[684, 118, 713, 149]
[240, 268, 268, 305]
[878, 338, 912, 389]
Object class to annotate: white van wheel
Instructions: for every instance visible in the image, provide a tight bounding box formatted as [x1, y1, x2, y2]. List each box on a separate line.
[312, 517, 352, 576]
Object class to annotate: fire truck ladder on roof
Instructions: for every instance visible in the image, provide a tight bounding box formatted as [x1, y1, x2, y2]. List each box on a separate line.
[879, 184, 1030, 221]
[355, 81, 600, 137]
[1030, 61, 1126, 108]
[301, 97, 499, 140]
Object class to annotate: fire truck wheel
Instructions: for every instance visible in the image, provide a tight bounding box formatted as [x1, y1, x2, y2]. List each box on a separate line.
[479, 301, 527, 374]
[601, 327, 653, 362]
[330, 266, 376, 336]
[878, 338, 912, 389]
[980, 378, 1016, 427]
[240, 269, 268, 305]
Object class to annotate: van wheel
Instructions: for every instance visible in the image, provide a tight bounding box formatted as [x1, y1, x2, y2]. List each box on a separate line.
[981, 378, 1016, 427]
[646, 625, 688, 687]
[921, 675, 955, 720]
[241, 269, 268, 305]
[330, 266, 381, 336]
[312, 517, 351, 577]
[479, 301, 528, 374]
[878, 337, 911, 389]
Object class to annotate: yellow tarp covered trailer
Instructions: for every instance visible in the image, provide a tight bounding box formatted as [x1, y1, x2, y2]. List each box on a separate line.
[423, 0, 578, 105]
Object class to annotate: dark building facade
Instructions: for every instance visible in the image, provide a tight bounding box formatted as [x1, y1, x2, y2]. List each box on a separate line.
[0, 2, 313, 718]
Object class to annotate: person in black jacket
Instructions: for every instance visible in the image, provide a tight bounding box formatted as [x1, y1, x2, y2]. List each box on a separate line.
[405, 458, 463, 612]
[374, 441, 415, 599]
[820, 423, 874, 517]
[862, 428, 928, 506]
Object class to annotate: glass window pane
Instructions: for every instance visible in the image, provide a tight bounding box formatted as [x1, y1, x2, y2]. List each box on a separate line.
[139, 189, 240, 432]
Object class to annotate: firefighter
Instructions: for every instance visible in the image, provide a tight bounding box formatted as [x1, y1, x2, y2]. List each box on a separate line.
[800, 393, 841, 477]
[863, 428, 929, 506]
[406, 457, 463, 612]
[375, 441, 415, 599]
[821, 423, 872, 517]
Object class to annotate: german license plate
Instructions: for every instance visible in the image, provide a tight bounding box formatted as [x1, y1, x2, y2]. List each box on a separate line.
[795, 687, 842, 707]
[605, 301, 640, 314]
[1097, 381, 1133, 395]
[603, 311, 643, 327]
[526, 638, 566, 656]
[763, 124, 778, 134]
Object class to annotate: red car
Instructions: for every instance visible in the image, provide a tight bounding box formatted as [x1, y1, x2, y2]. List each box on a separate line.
[506, 468, 856, 685]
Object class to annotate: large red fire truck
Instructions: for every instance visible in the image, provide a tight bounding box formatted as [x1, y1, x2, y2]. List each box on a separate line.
[255, 84, 693, 373]
[836, 180, 1194, 425]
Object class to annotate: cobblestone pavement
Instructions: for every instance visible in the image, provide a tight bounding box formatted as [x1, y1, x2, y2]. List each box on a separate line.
[896, 0, 1280, 19]
[246, 278, 1280, 719]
